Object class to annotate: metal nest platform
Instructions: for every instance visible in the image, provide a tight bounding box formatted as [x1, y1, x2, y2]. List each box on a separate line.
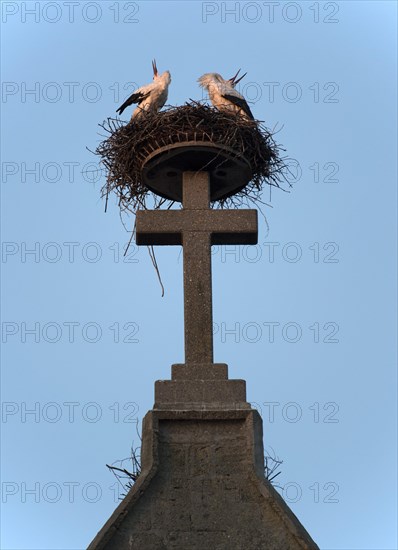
[142, 141, 252, 202]
[96, 102, 287, 213]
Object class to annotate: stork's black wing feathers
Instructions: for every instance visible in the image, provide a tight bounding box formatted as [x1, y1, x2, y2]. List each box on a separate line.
[116, 91, 151, 115]
[222, 94, 254, 120]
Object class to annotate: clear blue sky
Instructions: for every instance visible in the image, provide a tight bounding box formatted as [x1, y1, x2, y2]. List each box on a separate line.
[1, 1, 397, 549]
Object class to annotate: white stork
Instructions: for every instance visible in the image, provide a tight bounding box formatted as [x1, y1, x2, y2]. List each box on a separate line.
[198, 69, 254, 120]
[116, 60, 171, 120]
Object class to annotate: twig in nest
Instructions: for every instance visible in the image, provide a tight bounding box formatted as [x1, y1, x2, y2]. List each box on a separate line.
[95, 102, 289, 215]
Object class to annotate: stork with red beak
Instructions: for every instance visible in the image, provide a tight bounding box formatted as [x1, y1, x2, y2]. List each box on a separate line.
[198, 69, 254, 120]
[116, 60, 171, 120]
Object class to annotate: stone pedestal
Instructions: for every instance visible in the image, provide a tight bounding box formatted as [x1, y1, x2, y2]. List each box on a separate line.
[88, 365, 319, 550]
[89, 146, 320, 548]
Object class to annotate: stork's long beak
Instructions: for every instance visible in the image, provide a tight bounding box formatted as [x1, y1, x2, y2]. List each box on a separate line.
[229, 68, 241, 84]
[230, 69, 247, 85]
[152, 59, 158, 77]
[234, 71, 247, 85]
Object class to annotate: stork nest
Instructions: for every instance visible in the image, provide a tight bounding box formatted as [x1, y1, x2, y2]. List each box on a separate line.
[96, 102, 288, 213]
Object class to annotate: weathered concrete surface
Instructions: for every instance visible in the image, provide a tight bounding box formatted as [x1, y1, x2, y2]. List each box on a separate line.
[154, 363, 249, 410]
[88, 408, 319, 550]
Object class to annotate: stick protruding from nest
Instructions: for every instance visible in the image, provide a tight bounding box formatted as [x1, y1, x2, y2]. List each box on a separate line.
[96, 102, 288, 214]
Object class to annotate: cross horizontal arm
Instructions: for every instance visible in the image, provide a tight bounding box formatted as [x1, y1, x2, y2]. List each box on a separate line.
[136, 209, 258, 246]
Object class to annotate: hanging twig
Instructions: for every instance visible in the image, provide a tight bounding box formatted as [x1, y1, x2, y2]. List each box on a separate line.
[147, 245, 165, 297]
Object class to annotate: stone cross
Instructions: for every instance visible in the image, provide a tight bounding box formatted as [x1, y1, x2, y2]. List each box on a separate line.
[136, 171, 258, 365]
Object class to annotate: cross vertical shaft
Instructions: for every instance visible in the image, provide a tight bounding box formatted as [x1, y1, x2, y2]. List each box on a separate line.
[135, 170, 258, 367]
[182, 172, 213, 363]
